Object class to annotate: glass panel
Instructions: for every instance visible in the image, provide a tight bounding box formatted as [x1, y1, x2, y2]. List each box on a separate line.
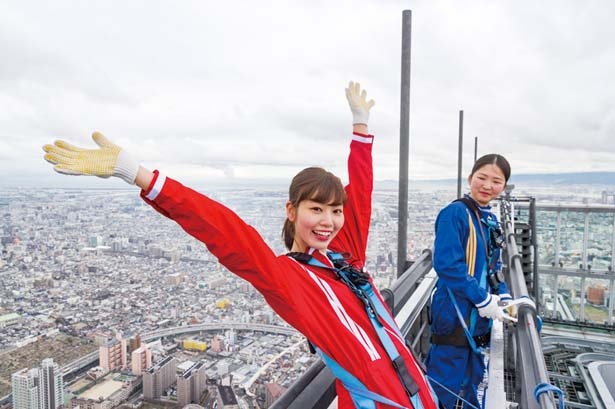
[557, 211, 586, 270]
[583, 278, 611, 324]
[536, 209, 557, 267]
[559, 275, 581, 321]
[587, 212, 614, 271]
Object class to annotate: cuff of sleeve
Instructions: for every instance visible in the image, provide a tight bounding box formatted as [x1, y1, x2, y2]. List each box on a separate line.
[141, 170, 166, 201]
[352, 132, 374, 144]
[476, 293, 492, 308]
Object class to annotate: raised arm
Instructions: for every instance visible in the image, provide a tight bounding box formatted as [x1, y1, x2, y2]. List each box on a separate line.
[330, 82, 375, 265]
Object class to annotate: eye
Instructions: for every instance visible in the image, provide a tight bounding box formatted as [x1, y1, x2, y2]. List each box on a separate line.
[333, 208, 343, 215]
[310, 206, 322, 213]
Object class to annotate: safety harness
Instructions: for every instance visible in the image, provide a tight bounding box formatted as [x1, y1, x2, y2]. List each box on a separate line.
[431, 197, 505, 353]
[287, 251, 432, 409]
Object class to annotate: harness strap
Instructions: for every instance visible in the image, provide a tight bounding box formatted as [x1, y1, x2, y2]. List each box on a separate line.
[288, 251, 426, 407]
[430, 326, 491, 348]
[446, 287, 484, 355]
[455, 197, 502, 289]
[316, 347, 412, 409]
[328, 254, 421, 398]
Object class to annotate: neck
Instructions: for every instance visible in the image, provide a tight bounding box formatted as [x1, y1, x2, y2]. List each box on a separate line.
[291, 244, 327, 256]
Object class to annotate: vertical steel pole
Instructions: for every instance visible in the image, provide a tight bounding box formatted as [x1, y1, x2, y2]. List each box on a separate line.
[610, 214, 615, 324]
[397, 10, 412, 278]
[457, 110, 464, 198]
[554, 211, 562, 318]
[530, 198, 539, 311]
[474, 136, 478, 163]
[582, 211, 589, 269]
[555, 211, 561, 265]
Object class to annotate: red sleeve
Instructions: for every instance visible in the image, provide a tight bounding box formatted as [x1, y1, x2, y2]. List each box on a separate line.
[140, 173, 290, 308]
[329, 132, 374, 267]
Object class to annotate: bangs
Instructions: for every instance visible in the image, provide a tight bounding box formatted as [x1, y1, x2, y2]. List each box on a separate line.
[304, 174, 346, 206]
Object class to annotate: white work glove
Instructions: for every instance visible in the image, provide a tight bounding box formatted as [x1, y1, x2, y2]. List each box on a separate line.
[476, 293, 504, 321]
[345, 81, 375, 125]
[498, 293, 516, 319]
[43, 132, 139, 185]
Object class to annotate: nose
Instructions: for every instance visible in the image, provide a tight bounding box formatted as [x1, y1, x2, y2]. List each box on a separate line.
[320, 209, 334, 226]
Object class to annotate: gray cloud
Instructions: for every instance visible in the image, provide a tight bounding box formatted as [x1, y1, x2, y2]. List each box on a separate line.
[1, 0, 615, 188]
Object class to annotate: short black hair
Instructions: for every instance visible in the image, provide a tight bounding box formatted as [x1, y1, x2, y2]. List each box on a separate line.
[471, 154, 511, 182]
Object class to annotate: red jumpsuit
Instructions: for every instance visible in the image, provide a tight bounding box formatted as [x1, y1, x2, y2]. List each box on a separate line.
[140, 133, 437, 409]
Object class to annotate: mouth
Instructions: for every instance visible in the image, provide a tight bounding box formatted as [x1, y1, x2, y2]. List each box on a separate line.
[313, 230, 332, 241]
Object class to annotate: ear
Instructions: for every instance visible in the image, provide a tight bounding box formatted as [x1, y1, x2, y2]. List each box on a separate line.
[467, 174, 473, 186]
[286, 201, 296, 222]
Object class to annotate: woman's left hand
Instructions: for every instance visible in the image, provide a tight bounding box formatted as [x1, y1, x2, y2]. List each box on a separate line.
[345, 81, 375, 126]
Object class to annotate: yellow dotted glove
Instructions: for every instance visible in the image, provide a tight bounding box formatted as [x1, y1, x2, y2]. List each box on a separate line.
[345, 81, 375, 125]
[43, 132, 139, 184]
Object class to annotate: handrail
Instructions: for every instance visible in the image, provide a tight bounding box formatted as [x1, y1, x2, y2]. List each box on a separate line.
[500, 200, 559, 409]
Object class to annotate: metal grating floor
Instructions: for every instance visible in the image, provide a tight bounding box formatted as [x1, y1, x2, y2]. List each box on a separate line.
[542, 343, 598, 408]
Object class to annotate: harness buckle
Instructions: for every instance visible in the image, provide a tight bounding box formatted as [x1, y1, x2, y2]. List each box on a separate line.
[392, 355, 420, 397]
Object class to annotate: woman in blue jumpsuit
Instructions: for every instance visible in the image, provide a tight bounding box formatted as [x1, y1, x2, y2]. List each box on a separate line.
[426, 154, 512, 409]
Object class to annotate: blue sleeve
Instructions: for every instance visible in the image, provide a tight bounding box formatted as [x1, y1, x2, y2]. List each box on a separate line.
[433, 204, 489, 305]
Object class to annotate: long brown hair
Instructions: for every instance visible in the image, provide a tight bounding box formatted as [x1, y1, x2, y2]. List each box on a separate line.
[282, 167, 347, 250]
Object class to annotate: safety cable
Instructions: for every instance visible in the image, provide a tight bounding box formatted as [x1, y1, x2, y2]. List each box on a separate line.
[426, 375, 480, 409]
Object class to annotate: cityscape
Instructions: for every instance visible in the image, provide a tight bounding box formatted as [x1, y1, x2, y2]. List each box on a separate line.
[1, 180, 614, 409]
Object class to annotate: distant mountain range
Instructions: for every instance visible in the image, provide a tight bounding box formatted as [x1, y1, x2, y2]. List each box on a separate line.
[376, 171, 615, 189]
[507, 171, 615, 185]
[1, 171, 613, 190]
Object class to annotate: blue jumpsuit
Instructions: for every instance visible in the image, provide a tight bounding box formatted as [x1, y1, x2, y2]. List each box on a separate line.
[425, 195, 509, 409]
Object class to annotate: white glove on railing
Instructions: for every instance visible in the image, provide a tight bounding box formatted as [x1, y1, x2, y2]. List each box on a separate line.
[476, 293, 504, 321]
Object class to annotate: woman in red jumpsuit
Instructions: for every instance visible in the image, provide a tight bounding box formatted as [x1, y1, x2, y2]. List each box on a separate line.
[43, 82, 437, 409]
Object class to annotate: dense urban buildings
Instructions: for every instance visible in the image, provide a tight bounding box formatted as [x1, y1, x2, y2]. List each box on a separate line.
[2, 181, 614, 408]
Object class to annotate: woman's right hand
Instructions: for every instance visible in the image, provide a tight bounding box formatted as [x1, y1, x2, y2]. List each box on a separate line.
[43, 131, 139, 185]
[477, 293, 505, 321]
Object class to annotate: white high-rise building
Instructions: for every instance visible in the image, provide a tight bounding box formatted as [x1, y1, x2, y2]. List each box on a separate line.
[12, 368, 40, 409]
[11, 359, 63, 409]
[39, 358, 63, 409]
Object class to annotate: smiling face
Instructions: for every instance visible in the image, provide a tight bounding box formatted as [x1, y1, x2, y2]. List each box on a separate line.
[468, 163, 507, 206]
[286, 199, 344, 253]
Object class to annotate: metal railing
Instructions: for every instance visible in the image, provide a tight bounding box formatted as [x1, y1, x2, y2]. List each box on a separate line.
[500, 200, 559, 409]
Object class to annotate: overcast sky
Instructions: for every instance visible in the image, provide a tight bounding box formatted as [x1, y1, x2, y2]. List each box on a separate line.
[1, 0, 614, 188]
